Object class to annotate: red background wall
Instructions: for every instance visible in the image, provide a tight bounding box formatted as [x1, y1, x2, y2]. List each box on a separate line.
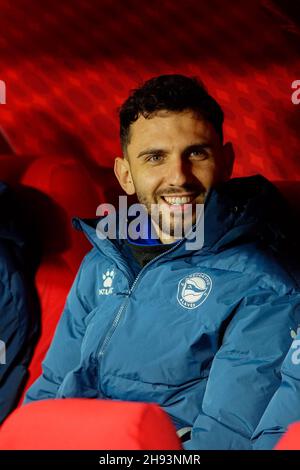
[0, 0, 299, 181]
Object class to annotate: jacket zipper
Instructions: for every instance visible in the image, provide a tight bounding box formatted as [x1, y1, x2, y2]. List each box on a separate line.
[96, 237, 185, 363]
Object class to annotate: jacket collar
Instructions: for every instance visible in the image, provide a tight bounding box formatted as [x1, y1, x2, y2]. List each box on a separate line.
[73, 174, 292, 263]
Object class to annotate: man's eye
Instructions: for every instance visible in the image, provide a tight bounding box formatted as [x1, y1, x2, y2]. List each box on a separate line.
[190, 150, 208, 159]
[147, 154, 163, 163]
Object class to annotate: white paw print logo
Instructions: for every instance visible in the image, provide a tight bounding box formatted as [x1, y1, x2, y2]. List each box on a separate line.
[291, 325, 300, 340]
[103, 270, 115, 288]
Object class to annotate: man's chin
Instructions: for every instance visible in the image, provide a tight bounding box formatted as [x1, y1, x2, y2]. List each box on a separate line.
[157, 215, 196, 239]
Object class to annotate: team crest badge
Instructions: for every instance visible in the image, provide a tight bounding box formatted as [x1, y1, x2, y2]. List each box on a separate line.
[177, 273, 212, 309]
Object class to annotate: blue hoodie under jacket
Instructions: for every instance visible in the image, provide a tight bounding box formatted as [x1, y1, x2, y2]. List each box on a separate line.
[25, 175, 300, 449]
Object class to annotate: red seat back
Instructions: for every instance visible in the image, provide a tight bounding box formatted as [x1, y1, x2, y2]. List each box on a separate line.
[0, 399, 181, 450]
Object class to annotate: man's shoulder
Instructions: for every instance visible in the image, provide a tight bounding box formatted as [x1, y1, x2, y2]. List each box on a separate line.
[78, 247, 104, 276]
[200, 242, 300, 295]
[242, 244, 300, 292]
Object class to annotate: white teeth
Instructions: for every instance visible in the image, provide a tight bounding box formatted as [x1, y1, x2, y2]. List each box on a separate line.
[163, 196, 193, 205]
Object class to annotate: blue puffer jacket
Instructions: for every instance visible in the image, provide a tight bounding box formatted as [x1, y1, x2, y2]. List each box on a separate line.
[0, 182, 37, 423]
[25, 175, 300, 449]
[252, 328, 300, 449]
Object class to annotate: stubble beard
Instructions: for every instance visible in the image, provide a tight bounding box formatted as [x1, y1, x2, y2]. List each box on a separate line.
[135, 191, 197, 239]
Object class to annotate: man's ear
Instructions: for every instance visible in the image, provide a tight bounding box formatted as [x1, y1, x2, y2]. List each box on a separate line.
[114, 156, 136, 195]
[221, 142, 235, 181]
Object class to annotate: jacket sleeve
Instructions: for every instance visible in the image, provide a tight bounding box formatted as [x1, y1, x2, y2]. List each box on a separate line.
[0, 258, 32, 423]
[252, 331, 300, 449]
[24, 254, 93, 404]
[183, 289, 300, 450]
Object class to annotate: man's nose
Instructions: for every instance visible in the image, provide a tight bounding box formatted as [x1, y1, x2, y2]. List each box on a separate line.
[166, 156, 190, 186]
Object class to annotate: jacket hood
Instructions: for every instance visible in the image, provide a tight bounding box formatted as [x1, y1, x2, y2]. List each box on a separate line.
[73, 174, 296, 262]
[200, 174, 293, 253]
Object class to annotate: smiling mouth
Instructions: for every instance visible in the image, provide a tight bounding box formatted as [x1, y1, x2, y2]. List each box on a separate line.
[160, 194, 197, 207]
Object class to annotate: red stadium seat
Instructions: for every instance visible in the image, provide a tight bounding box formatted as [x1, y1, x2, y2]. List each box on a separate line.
[0, 399, 181, 450]
[275, 422, 300, 450]
[0, 154, 103, 396]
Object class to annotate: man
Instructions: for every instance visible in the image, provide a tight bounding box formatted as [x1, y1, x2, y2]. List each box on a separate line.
[25, 74, 300, 449]
[0, 181, 38, 423]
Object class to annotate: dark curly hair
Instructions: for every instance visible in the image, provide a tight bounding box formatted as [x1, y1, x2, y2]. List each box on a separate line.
[119, 74, 224, 154]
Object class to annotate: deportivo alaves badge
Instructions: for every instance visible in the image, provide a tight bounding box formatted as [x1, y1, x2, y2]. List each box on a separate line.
[177, 273, 212, 309]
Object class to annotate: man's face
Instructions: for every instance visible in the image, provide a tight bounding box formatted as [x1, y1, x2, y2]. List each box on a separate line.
[115, 110, 234, 243]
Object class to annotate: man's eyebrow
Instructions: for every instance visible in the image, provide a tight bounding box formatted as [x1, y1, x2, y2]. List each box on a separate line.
[182, 143, 213, 155]
[137, 143, 213, 159]
[185, 143, 212, 150]
[137, 148, 166, 158]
